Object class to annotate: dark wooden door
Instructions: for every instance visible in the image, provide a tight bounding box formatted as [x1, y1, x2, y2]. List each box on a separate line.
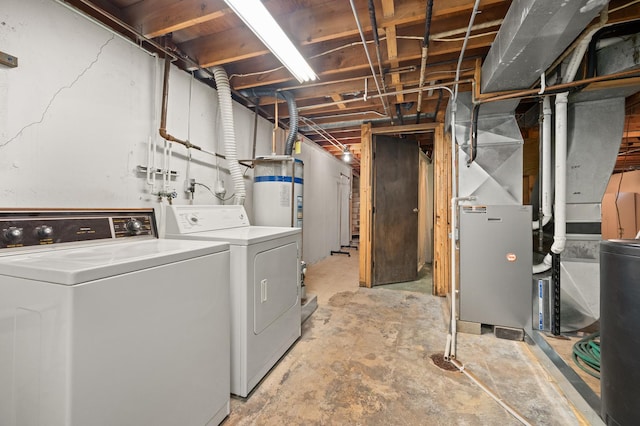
[372, 135, 419, 285]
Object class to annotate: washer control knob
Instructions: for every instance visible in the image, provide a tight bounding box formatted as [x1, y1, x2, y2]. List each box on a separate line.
[187, 214, 199, 225]
[126, 219, 143, 235]
[36, 225, 54, 239]
[3, 227, 23, 244]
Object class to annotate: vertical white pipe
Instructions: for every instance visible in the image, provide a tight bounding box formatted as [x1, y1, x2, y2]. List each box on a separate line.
[447, 102, 459, 360]
[148, 54, 159, 192]
[162, 139, 169, 192]
[542, 96, 552, 221]
[167, 141, 173, 193]
[533, 96, 552, 230]
[551, 92, 568, 255]
[446, 0, 480, 360]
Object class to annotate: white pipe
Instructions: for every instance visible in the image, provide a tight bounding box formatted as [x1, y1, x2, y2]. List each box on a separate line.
[416, 46, 429, 113]
[444, 102, 458, 361]
[445, 0, 480, 361]
[532, 97, 552, 231]
[211, 66, 246, 205]
[532, 10, 607, 272]
[162, 139, 169, 192]
[534, 92, 568, 273]
[148, 54, 160, 191]
[453, 0, 481, 100]
[449, 359, 533, 426]
[167, 141, 173, 192]
[533, 253, 552, 274]
[551, 92, 568, 256]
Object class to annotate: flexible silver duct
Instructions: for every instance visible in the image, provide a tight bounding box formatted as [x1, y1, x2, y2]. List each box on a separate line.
[241, 89, 299, 156]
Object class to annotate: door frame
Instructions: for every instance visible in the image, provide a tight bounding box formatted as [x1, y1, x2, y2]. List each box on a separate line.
[359, 122, 447, 290]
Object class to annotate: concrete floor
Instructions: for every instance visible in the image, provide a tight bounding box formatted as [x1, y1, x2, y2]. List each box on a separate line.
[224, 249, 594, 425]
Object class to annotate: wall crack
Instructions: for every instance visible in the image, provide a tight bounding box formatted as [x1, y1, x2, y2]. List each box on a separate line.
[0, 34, 115, 149]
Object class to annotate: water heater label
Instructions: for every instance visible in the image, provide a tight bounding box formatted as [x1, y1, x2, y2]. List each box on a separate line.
[279, 184, 291, 207]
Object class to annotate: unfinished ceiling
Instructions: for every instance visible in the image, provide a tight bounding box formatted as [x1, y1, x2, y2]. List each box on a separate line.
[64, 0, 640, 173]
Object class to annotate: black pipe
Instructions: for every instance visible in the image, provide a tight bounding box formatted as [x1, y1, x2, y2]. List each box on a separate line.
[396, 104, 404, 125]
[423, 0, 434, 48]
[368, 0, 380, 45]
[467, 103, 480, 165]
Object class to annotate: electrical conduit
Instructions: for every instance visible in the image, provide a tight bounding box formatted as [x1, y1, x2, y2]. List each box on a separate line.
[416, 0, 434, 123]
[212, 66, 246, 205]
[444, 0, 481, 361]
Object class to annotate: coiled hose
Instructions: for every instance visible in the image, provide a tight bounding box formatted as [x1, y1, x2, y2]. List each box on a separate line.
[572, 331, 600, 379]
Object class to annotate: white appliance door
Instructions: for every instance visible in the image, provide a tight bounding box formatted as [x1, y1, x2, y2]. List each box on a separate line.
[253, 242, 299, 334]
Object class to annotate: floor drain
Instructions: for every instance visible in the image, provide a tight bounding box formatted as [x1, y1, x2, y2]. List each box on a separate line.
[430, 353, 458, 371]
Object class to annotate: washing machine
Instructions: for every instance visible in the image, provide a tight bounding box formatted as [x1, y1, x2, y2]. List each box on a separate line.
[0, 209, 231, 426]
[165, 205, 301, 397]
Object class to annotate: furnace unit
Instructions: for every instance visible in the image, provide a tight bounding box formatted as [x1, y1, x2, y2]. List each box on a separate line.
[459, 205, 532, 329]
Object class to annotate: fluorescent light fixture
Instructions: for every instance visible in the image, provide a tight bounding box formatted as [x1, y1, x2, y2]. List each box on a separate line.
[223, 0, 318, 83]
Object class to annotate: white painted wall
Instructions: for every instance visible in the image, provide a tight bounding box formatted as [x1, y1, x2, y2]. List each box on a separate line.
[296, 139, 352, 263]
[0, 0, 350, 264]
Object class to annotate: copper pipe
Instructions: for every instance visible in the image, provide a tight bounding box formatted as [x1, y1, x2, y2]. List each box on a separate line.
[476, 67, 640, 104]
[159, 54, 199, 150]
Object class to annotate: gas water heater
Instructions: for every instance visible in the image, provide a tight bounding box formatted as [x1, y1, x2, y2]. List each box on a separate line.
[253, 156, 304, 228]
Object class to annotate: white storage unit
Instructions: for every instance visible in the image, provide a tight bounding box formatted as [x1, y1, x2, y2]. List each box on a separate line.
[0, 210, 231, 426]
[165, 205, 301, 397]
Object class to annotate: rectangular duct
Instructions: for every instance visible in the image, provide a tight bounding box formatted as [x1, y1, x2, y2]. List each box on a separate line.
[481, 0, 606, 93]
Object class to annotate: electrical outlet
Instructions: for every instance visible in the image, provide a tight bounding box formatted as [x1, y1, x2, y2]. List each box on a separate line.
[184, 178, 195, 193]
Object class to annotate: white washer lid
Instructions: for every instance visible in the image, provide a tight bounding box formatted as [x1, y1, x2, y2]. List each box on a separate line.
[166, 226, 301, 246]
[0, 239, 229, 285]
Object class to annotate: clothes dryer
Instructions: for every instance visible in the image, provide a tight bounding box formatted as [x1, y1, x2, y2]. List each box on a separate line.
[165, 205, 301, 397]
[0, 209, 230, 426]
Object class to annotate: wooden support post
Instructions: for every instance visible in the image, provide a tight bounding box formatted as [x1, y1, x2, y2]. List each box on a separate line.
[359, 123, 373, 287]
[433, 124, 451, 296]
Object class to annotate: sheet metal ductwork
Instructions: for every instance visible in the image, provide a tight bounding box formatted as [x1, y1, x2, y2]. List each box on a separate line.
[452, 93, 523, 205]
[557, 97, 625, 331]
[481, 0, 607, 92]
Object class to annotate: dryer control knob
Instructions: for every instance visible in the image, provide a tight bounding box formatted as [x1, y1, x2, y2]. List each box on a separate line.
[187, 214, 199, 224]
[3, 227, 23, 244]
[36, 225, 54, 239]
[126, 219, 143, 235]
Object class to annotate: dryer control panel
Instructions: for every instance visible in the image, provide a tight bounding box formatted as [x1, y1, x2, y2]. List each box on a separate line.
[166, 205, 250, 233]
[0, 209, 157, 249]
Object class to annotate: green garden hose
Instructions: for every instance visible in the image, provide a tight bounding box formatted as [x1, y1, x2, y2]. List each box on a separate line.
[572, 331, 600, 379]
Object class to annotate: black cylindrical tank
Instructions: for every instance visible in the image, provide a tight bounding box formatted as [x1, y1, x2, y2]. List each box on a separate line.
[600, 240, 640, 426]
